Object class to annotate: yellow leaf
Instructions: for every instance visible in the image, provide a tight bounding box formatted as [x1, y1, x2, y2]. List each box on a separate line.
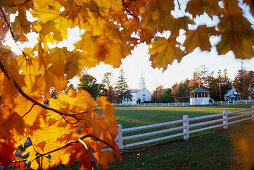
[74, 35, 106, 67]
[149, 37, 185, 70]
[168, 16, 195, 39]
[31, 160, 39, 169]
[31, 0, 71, 41]
[141, 0, 175, 32]
[48, 47, 68, 75]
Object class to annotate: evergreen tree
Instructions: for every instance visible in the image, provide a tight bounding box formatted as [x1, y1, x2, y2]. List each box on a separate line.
[114, 69, 132, 104]
[78, 74, 102, 99]
[161, 88, 174, 103]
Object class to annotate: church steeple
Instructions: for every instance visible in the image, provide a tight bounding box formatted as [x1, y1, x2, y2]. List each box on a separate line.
[139, 74, 146, 89]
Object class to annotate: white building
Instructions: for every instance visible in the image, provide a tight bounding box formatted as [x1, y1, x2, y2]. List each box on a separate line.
[190, 87, 214, 105]
[248, 87, 254, 100]
[122, 75, 152, 105]
[224, 87, 254, 102]
[224, 88, 241, 102]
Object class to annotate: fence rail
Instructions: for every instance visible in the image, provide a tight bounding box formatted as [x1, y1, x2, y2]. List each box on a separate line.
[116, 105, 254, 149]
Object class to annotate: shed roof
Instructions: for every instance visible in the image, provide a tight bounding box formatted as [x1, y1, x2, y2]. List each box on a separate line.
[190, 87, 209, 93]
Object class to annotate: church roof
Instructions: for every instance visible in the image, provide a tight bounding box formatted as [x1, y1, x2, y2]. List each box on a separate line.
[130, 89, 140, 93]
[190, 87, 209, 93]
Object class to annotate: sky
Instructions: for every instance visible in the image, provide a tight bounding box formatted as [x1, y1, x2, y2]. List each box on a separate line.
[86, 44, 254, 92]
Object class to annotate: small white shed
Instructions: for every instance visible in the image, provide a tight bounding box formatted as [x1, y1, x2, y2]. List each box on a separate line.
[190, 87, 212, 105]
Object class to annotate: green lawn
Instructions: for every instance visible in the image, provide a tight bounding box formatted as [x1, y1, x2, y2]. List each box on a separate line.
[109, 104, 254, 169]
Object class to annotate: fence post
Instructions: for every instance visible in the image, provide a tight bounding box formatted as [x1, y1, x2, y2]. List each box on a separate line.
[183, 115, 189, 140]
[252, 105, 254, 121]
[223, 110, 228, 129]
[117, 124, 123, 149]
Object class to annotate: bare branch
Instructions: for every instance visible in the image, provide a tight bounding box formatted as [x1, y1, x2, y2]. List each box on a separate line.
[177, 0, 181, 10]
[121, 0, 139, 21]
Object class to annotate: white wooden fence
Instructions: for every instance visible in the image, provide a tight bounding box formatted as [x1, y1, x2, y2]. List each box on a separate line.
[113, 102, 190, 106]
[116, 106, 254, 149]
[114, 100, 254, 107]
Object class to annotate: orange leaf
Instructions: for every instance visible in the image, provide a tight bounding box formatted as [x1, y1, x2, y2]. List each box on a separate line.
[37, 141, 46, 151]
[216, 0, 254, 59]
[184, 25, 218, 53]
[186, 0, 221, 18]
[100, 151, 114, 169]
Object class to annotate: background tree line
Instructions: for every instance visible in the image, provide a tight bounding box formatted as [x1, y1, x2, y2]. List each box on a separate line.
[152, 65, 254, 102]
[77, 69, 132, 104]
[69, 65, 254, 104]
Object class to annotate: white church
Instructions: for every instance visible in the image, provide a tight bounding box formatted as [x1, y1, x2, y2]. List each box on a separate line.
[122, 75, 152, 105]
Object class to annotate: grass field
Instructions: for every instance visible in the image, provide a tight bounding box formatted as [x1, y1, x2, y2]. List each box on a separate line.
[108, 104, 254, 169]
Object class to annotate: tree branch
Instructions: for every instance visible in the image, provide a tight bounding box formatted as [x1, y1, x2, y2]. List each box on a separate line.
[0, 7, 28, 60]
[78, 139, 99, 170]
[177, 0, 181, 10]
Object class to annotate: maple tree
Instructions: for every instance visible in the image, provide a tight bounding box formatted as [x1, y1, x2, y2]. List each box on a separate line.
[0, 0, 254, 169]
[152, 85, 164, 103]
[234, 69, 254, 100]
